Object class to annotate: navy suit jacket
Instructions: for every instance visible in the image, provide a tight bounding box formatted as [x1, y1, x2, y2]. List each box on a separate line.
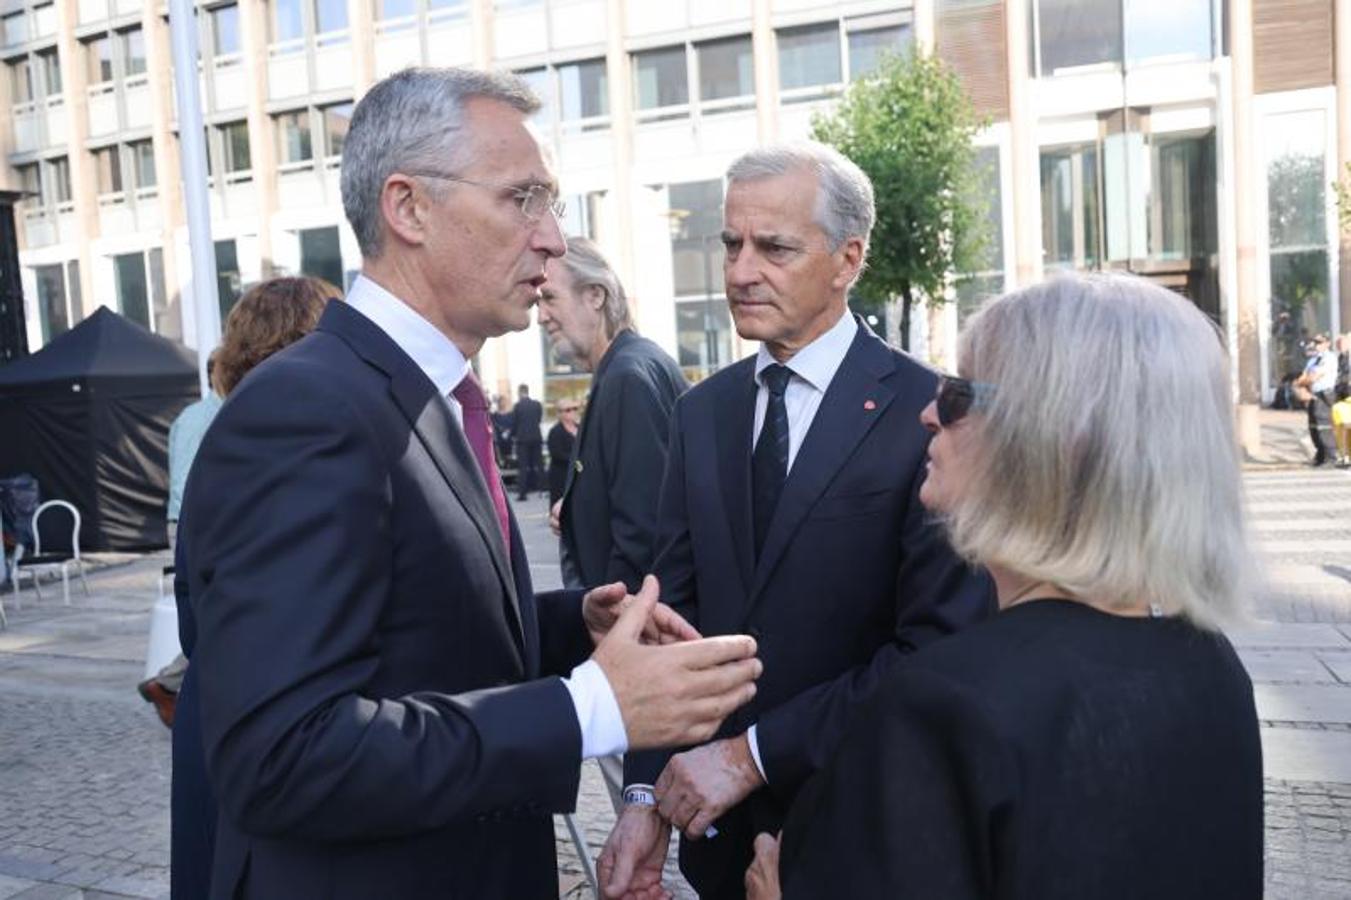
[626, 317, 993, 896]
[559, 330, 688, 592]
[177, 301, 593, 899]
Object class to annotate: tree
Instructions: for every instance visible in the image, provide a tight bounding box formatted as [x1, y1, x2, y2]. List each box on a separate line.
[812, 51, 989, 351]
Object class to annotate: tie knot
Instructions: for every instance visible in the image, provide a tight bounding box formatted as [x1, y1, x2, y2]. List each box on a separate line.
[761, 364, 793, 397]
[452, 372, 488, 412]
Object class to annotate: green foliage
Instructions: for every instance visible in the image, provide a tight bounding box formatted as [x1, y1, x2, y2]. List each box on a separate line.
[1335, 161, 1351, 237]
[811, 51, 990, 329]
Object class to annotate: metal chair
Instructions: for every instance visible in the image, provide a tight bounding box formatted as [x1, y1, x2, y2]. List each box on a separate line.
[11, 500, 88, 605]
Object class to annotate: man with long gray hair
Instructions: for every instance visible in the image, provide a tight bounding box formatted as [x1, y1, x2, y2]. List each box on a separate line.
[540, 236, 688, 593]
[176, 67, 761, 899]
[599, 141, 991, 899]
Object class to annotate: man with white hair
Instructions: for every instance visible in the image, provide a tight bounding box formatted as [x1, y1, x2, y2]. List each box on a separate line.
[598, 142, 992, 899]
[176, 67, 761, 899]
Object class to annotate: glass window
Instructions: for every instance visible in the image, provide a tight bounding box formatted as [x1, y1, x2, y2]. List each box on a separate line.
[277, 109, 313, 162]
[322, 102, 352, 156]
[1039, 143, 1100, 269]
[3, 12, 29, 47]
[94, 146, 122, 195]
[122, 28, 145, 76]
[115, 251, 150, 328]
[1034, 0, 1122, 75]
[35, 263, 68, 343]
[50, 156, 71, 204]
[848, 24, 912, 79]
[1149, 130, 1216, 260]
[675, 302, 732, 377]
[273, 0, 304, 42]
[212, 5, 241, 56]
[379, 0, 417, 17]
[66, 259, 81, 325]
[633, 46, 688, 110]
[300, 226, 343, 290]
[517, 68, 554, 126]
[315, 0, 348, 33]
[17, 163, 41, 205]
[37, 48, 59, 95]
[669, 180, 724, 297]
[429, 0, 468, 12]
[1268, 153, 1326, 250]
[778, 23, 842, 91]
[956, 147, 1005, 325]
[9, 59, 32, 103]
[130, 139, 156, 189]
[1124, 0, 1212, 67]
[215, 239, 241, 319]
[697, 35, 754, 102]
[86, 36, 112, 83]
[221, 121, 251, 173]
[558, 58, 608, 122]
[149, 247, 171, 338]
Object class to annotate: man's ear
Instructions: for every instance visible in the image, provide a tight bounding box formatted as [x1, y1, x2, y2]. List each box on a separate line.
[832, 236, 866, 291]
[379, 173, 429, 248]
[585, 284, 606, 311]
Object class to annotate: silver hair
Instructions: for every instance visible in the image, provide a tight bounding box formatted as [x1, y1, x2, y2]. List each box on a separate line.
[559, 237, 633, 339]
[944, 273, 1255, 631]
[725, 141, 876, 256]
[340, 67, 540, 258]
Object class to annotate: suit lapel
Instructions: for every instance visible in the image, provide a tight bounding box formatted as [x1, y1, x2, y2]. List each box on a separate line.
[715, 364, 758, 598]
[559, 330, 632, 512]
[321, 303, 526, 654]
[750, 324, 898, 603]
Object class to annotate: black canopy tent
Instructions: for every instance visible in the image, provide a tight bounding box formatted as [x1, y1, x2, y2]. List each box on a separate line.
[0, 306, 199, 550]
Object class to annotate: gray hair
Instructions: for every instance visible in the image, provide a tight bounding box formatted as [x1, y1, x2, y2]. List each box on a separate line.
[726, 141, 876, 256]
[341, 67, 540, 258]
[944, 273, 1254, 631]
[560, 237, 633, 339]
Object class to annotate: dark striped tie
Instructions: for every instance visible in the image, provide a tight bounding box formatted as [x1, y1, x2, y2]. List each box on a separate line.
[752, 364, 793, 559]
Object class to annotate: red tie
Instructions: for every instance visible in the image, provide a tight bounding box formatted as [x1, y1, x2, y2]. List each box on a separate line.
[452, 372, 511, 553]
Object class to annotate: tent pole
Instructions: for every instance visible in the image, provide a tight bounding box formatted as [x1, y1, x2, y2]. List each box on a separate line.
[168, 0, 222, 398]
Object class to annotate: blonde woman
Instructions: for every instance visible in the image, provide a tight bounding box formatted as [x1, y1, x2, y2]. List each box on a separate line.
[746, 274, 1263, 900]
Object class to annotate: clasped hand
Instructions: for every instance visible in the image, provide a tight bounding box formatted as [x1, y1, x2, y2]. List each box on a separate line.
[582, 575, 701, 647]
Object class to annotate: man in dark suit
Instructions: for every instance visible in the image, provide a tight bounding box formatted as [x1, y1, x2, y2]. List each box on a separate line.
[514, 383, 544, 499]
[541, 237, 689, 593]
[598, 142, 992, 899]
[177, 67, 761, 900]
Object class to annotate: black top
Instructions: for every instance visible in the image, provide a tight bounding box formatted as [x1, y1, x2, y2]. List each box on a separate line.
[546, 421, 575, 505]
[779, 599, 1263, 900]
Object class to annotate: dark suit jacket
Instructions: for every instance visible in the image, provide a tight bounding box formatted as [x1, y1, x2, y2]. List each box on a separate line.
[560, 330, 688, 592]
[514, 395, 543, 445]
[177, 301, 594, 899]
[626, 317, 992, 898]
[779, 601, 1263, 899]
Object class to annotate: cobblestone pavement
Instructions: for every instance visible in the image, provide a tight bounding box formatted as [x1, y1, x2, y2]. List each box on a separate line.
[0, 459, 1348, 899]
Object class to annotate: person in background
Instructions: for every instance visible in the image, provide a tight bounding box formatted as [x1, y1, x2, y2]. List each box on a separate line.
[169, 275, 339, 900]
[746, 274, 1262, 900]
[492, 392, 516, 471]
[1331, 381, 1351, 468]
[541, 237, 689, 594]
[136, 351, 223, 728]
[514, 382, 545, 499]
[1295, 333, 1338, 466]
[547, 398, 579, 507]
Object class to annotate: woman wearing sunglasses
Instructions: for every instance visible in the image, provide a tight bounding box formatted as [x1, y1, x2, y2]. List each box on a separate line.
[744, 274, 1263, 900]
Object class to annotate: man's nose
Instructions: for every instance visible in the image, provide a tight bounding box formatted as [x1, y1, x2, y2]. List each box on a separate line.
[532, 210, 566, 258]
[725, 246, 759, 288]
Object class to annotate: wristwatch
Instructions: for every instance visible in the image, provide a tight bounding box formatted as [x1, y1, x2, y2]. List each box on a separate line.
[622, 784, 657, 807]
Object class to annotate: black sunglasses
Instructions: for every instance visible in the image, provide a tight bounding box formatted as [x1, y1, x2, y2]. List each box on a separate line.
[935, 375, 996, 427]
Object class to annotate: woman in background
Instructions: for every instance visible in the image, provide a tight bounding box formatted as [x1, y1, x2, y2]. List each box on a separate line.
[747, 274, 1263, 900]
[547, 398, 580, 506]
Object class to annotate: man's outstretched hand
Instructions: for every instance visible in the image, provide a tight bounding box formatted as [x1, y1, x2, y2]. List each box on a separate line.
[583, 575, 701, 647]
[592, 582, 760, 750]
[596, 804, 672, 900]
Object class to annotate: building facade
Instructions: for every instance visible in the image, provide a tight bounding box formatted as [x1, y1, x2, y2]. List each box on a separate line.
[2, 0, 1349, 452]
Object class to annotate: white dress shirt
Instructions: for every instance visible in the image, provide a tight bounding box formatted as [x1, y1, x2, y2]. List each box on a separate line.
[345, 274, 628, 759]
[745, 307, 857, 780]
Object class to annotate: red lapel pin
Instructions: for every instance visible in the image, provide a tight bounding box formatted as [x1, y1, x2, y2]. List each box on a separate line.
[863, 399, 877, 411]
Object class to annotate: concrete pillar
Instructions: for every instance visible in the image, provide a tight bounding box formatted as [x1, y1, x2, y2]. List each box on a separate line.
[751, 0, 777, 144]
[913, 0, 935, 51]
[604, 0, 637, 303]
[1230, 0, 1265, 456]
[143, 1, 186, 338]
[1005, 0, 1041, 291]
[240, 0, 277, 276]
[52, 0, 95, 317]
[1337, 0, 1351, 334]
[348, 0, 376, 99]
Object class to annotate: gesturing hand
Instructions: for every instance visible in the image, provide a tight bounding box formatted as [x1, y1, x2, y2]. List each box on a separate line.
[744, 832, 782, 900]
[596, 804, 672, 899]
[593, 587, 760, 750]
[549, 499, 563, 537]
[655, 733, 764, 839]
[583, 575, 701, 647]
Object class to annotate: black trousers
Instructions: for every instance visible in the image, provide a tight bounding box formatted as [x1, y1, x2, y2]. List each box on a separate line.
[1308, 390, 1335, 463]
[516, 440, 543, 496]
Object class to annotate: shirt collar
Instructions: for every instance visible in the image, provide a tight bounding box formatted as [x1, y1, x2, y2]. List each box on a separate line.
[754, 308, 857, 392]
[344, 274, 470, 397]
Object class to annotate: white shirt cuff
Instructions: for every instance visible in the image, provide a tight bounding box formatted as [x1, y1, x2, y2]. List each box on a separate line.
[563, 659, 629, 759]
[747, 723, 767, 782]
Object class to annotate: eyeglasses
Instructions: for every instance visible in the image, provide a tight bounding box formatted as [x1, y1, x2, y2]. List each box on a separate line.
[404, 171, 566, 222]
[935, 375, 996, 427]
